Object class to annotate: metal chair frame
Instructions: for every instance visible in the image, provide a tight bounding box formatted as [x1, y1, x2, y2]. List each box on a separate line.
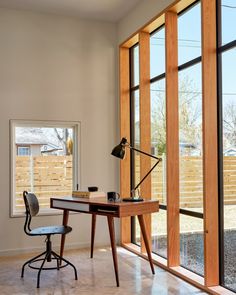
[21, 191, 77, 288]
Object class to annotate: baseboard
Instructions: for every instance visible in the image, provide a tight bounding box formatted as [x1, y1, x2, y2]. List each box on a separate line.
[0, 241, 110, 257]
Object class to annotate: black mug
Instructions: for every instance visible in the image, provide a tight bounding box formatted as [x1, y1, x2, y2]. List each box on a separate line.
[107, 191, 120, 202]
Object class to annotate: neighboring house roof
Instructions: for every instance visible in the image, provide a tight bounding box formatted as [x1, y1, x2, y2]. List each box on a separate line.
[15, 128, 61, 152]
[15, 128, 47, 145]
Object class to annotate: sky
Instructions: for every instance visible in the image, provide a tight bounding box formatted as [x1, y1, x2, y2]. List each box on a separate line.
[134, 0, 235, 97]
[132, 0, 236, 149]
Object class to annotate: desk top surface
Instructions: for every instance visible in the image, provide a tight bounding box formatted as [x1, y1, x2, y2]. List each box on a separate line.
[51, 196, 158, 207]
[50, 196, 159, 217]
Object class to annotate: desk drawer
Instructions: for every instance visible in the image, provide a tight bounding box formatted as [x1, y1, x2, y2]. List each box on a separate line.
[52, 199, 89, 212]
[90, 205, 119, 216]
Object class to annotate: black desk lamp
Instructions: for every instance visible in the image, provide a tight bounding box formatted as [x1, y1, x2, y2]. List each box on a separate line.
[111, 137, 161, 202]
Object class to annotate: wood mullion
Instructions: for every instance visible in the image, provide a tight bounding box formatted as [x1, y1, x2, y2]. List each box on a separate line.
[119, 46, 131, 244]
[120, 0, 198, 48]
[201, 0, 219, 286]
[165, 11, 180, 267]
[139, 31, 152, 253]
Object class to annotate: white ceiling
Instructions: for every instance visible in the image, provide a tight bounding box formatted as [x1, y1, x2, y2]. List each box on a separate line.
[0, 0, 143, 22]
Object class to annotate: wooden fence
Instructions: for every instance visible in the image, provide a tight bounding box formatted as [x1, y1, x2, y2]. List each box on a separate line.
[136, 155, 236, 208]
[15, 155, 73, 211]
[15, 155, 236, 212]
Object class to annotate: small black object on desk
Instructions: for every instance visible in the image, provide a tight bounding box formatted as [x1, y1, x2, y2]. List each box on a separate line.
[88, 186, 98, 192]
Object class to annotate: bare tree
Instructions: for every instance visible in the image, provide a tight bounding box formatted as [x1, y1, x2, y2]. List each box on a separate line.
[151, 76, 202, 154]
[223, 101, 236, 147]
[54, 128, 72, 155]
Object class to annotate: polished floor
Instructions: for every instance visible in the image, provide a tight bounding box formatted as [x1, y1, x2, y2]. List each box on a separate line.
[0, 247, 207, 294]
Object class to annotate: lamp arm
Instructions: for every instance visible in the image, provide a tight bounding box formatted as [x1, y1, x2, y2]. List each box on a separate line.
[125, 143, 161, 192]
[133, 159, 161, 191]
[128, 145, 160, 160]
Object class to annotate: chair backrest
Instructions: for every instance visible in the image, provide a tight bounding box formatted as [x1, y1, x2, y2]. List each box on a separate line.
[23, 191, 39, 234]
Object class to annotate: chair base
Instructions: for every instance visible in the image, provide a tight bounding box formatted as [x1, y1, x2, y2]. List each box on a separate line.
[21, 238, 77, 288]
[28, 256, 69, 271]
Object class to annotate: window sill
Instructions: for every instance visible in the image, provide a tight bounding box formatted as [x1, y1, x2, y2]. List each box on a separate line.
[121, 242, 233, 295]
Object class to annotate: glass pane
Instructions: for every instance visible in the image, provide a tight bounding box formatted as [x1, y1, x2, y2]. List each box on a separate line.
[179, 63, 203, 213]
[221, 0, 236, 46]
[14, 126, 74, 212]
[150, 27, 165, 78]
[180, 215, 204, 276]
[151, 79, 167, 258]
[178, 2, 201, 65]
[178, 62, 204, 275]
[151, 79, 166, 202]
[152, 210, 167, 258]
[131, 45, 139, 87]
[134, 91, 140, 139]
[222, 49, 236, 291]
[132, 90, 141, 246]
[133, 90, 140, 191]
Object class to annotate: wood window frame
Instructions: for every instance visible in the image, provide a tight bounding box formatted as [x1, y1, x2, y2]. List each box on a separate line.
[201, 0, 219, 287]
[139, 31, 152, 253]
[165, 10, 180, 268]
[119, 0, 236, 294]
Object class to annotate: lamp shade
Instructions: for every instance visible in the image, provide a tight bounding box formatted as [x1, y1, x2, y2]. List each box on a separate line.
[111, 137, 127, 159]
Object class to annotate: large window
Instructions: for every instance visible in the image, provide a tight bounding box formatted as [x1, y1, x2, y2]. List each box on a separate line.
[218, 0, 236, 291]
[120, 0, 232, 292]
[130, 0, 204, 273]
[10, 120, 80, 216]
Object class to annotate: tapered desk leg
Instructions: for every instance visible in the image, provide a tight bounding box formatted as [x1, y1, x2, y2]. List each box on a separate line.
[107, 216, 119, 287]
[90, 214, 96, 258]
[138, 214, 155, 274]
[60, 209, 69, 263]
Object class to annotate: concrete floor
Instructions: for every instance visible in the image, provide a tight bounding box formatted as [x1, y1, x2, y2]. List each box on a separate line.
[0, 247, 208, 294]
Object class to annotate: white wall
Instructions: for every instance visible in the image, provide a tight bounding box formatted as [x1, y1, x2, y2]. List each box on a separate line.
[0, 0, 179, 256]
[118, 0, 175, 44]
[0, 8, 118, 255]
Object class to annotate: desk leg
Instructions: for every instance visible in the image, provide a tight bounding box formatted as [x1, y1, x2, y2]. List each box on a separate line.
[107, 216, 119, 287]
[60, 209, 69, 261]
[90, 214, 96, 258]
[138, 215, 155, 274]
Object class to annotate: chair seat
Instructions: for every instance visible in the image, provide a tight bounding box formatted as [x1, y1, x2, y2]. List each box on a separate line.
[30, 225, 72, 236]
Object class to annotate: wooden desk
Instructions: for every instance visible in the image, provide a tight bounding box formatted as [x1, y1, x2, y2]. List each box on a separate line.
[50, 196, 159, 287]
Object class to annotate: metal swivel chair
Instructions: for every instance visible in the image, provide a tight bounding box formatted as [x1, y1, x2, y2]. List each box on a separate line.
[21, 191, 78, 288]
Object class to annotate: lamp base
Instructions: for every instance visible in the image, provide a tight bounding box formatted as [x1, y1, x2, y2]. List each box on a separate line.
[122, 197, 144, 202]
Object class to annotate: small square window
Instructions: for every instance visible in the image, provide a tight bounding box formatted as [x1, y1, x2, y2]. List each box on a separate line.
[10, 120, 80, 216]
